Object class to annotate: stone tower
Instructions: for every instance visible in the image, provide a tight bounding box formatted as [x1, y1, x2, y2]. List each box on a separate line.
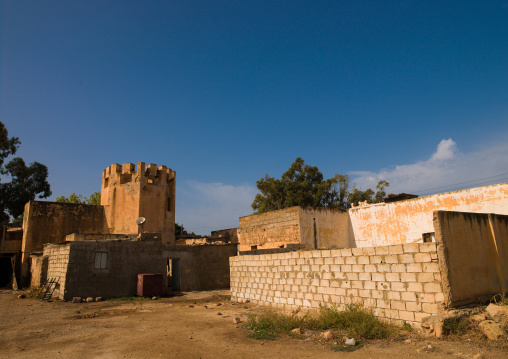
[101, 162, 176, 244]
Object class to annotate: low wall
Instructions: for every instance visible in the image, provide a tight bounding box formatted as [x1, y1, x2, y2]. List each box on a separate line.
[434, 211, 508, 306]
[163, 244, 237, 291]
[349, 183, 508, 248]
[230, 243, 443, 326]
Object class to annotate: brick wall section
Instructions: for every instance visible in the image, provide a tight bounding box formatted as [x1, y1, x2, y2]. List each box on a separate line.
[44, 244, 71, 299]
[230, 242, 443, 326]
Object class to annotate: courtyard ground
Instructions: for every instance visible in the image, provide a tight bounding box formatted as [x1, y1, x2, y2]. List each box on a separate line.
[0, 289, 506, 359]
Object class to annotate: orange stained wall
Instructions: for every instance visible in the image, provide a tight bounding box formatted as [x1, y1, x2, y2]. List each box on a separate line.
[349, 183, 508, 247]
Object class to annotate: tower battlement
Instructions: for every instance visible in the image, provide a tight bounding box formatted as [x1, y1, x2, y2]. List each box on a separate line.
[101, 162, 176, 244]
[102, 162, 175, 188]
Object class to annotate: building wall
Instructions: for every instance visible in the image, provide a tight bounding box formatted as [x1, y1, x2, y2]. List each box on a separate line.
[22, 201, 106, 254]
[1, 227, 23, 254]
[44, 239, 165, 301]
[101, 162, 176, 244]
[230, 243, 443, 326]
[349, 183, 508, 248]
[434, 211, 508, 306]
[299, 208, 349, 249]
[163, 244, 237, 291]
[211, 228, 238, 243]
[238, 207, 301, 251]
[44, 243, 71, 299]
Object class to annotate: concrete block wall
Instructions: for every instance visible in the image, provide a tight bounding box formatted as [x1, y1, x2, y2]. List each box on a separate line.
[44, 244, 71, 298]
[230, 242, 443, 326]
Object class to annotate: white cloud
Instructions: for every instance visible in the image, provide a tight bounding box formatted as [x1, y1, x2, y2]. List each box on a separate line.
[350, 138, 508, 196]
[176, 180, 257, 235]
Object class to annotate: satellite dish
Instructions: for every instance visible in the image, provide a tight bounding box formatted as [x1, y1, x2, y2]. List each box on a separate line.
[136, 217, 146, 225]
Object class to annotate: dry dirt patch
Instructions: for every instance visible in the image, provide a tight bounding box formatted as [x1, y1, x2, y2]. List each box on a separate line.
[0, 289, 506, 359]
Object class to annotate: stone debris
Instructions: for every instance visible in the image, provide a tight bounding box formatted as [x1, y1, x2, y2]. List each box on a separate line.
[345, 338, 356, 346]
[473, 354, 485, 359]
[217, 312, 222, 316]
[291, 328, 301, 335]
[95, 297, 102, 302]
[233, 317, 242, 324]
[485, 303, 508, 323]
[72, 297, 82, 303]
[320, 330, 333, 340]
[478, 320, 507, 341]
[86, 297, 94, 303]
[17, 294, 26, 299]
[151, 296, 157, 300]
[421, 315, 444, 338]
[471, 314, 487, 322]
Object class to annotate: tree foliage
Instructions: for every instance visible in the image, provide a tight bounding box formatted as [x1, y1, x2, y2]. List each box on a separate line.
[55, 192, 101, 205]
[175, 223, 195, 236]
[251, 158, 389, 213]
[0, 122, 51, 224]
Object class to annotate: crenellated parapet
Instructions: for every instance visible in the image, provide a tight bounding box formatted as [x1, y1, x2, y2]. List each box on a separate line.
[102, 162, 175, 188]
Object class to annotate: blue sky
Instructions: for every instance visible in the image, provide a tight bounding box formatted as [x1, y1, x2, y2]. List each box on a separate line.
[1, 1, 508, 233]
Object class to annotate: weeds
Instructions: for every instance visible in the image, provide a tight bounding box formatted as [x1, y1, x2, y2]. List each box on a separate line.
[491, 294, 508, 306]
[247, 304, 398, 343]
[443, 316, 469, 335]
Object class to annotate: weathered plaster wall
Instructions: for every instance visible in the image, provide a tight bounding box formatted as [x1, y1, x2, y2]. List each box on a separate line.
[22, 201, 106, 254]
[238, 207, 301, 251]
[211, 228, 239, 243]
[299, 208, 349, 249]
[163, 244, 237, 291]
[101, 162, 176, 244]
[44, 239, 165, 301]
[349, 183, 508, 247]
[230, 243, 443, 326]
[1, 227, 23, 254]
[434, 211, 508, 306]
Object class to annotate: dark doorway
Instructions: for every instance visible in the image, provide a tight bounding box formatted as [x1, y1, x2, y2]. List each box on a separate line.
[167, 258, 180, 291]
[0, 256, 13, 287]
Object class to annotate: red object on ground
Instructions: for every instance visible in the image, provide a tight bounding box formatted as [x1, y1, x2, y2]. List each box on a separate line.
[137, 273, 163, 297]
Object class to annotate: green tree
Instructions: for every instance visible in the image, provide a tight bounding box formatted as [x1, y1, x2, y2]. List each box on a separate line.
[252, 158, 341, 213]
[55, 191, 101, 205]
[251, 157, 390, 213]
[0, 122, 51, 224]
[175, 223, 195, 236]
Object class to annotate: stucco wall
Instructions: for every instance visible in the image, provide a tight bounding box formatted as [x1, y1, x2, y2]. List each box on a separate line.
[230, 243, 443, 326]
[1, 227, 23, 254]
[238, 207, 301, 251]
[22, 201, 106, 256]
[299, 208, 349, 249]
[163, 244, 237, 291]
[434, 211, 508, 306]
[349, 183, 508, 247]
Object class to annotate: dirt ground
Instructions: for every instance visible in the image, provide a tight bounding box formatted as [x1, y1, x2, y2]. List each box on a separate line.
[0, 289, 506, 359]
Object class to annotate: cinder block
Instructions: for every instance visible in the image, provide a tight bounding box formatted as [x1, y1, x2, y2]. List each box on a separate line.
[375, 246, 389, 255]
[406, 282, 422, 292]
[352, 281, 363, 289]
[406, 263, 423, 272]
[400, 273, 416, 282]
[414, 253, 431, 263]
[377, 264, 391, 272]
[345, 256, 357, 265]
[346, 272, 359, 281]
[387, 291, 401, 300]
[391, 264, 406, 273]
[362, 247, 376, 256]
[352, 265, 363, 273]
[435, 292, 444, 302]
[384, 255, 399, 264]
[399, 254, 414, 263]
[364, 281, 376, 290]
[358, 256, 370, 264]
[370, 255, 383, 264]
[376, 299, 391, 309]
[359, 272, 371, 281]
[419, 242, 437, 252]
[376, 282, 390, 291]
[403, 243, 420, 253]
[399, 310, 415, 321]
[422, 263, 440, 273]
[405, 301, 422, 312]
[364, 264, 376, 272]
[423, 283, 442, 293]
[401, 291, 417, 301]
[352, 248, 363, 256]
[388, 245, 404, 255]
[422, 302, 439, 314]
[340, 248, 353, 257]
[372, 273, 385, 281]
[418, 293, 435, 303]
[386, 273, 400, 282]
[391, 282, 405, 291]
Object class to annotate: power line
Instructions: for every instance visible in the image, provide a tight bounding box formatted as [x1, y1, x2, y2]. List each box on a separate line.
[411, 172, 508, 195]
